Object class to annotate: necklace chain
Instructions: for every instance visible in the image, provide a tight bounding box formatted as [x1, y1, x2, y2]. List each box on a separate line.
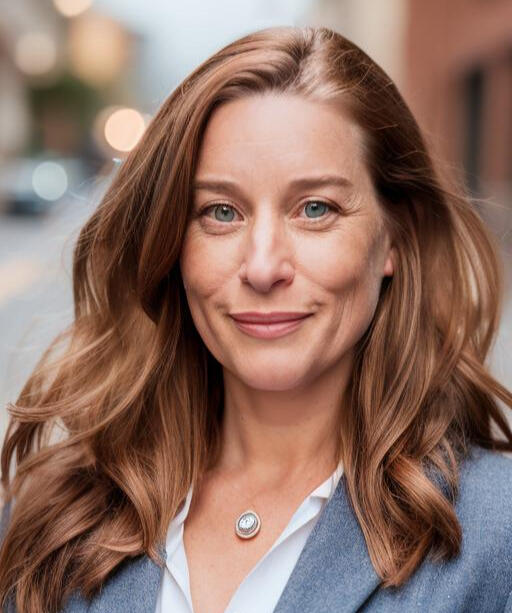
[220, 460, 338, 540]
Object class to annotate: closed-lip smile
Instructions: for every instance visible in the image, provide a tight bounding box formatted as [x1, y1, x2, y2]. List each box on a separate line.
[229, 311, 312, 324]
[228, 311, 313, 339]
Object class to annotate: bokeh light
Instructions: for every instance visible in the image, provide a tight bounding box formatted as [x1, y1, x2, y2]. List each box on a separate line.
[68, 13, 127, 85]
[32, 162, 68, 201]
[104, 108, 146, 152]
[52, 0, 93, 18]
[15, 32, 57, 76]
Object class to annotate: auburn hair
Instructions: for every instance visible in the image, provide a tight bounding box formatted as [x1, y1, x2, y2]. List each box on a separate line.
[1, 25, 511, 613]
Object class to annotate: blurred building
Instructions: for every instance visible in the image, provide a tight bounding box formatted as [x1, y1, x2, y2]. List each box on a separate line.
[405, 0, 512, 246]
[305, 0, 512, 246]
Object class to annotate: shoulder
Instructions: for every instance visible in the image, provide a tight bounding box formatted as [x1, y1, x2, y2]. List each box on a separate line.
[456, 444, 512, 522]
[370, 446, 512, 612]
[460, 443, 512, 480]
[453, 444, 512, 566]
[416, 446, 512, 608]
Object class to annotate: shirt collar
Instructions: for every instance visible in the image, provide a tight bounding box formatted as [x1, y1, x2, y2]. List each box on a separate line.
[309, 459, 344, 501]
[163, 459, 344, 564]
[170, 459, 343, 531]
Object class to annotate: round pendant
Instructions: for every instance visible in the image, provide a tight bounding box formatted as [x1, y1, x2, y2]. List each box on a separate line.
[235, 509, 261, 539]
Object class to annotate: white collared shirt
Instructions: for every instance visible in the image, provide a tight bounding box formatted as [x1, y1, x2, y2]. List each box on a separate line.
[155, 461, 344, 613]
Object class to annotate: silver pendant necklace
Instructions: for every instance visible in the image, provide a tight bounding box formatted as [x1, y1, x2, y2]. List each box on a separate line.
[235, 509, 261, 539]
[227, 460, 336, 540]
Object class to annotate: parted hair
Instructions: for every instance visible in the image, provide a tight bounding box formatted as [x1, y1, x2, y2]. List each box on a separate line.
[1, 24, 512, 613]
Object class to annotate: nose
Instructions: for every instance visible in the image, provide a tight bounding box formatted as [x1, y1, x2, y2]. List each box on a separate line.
[239, 208, 294, 293]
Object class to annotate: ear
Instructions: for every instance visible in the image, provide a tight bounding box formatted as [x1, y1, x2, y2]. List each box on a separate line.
[383, 245, 395, 277]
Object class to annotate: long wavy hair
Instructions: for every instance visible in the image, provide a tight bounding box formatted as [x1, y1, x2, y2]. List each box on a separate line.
[1, 24, 512, 613]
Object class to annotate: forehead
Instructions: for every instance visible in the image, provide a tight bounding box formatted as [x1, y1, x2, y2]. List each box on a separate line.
[196, 93, 366, 180]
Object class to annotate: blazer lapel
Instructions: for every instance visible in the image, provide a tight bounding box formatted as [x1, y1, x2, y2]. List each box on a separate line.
[90, 553, 164, 613]
[273, 474, 382, 613]
[63, 547, 165, 613]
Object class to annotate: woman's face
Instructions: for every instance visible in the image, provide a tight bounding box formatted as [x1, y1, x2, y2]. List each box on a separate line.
[179, 93, 394, 391]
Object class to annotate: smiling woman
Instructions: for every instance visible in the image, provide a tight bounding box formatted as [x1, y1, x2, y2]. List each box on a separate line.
[1, 25, 512, 613]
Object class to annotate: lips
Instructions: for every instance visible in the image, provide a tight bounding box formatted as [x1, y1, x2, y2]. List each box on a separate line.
[229, 312, 313, 339]
[229, 311, 312, 324]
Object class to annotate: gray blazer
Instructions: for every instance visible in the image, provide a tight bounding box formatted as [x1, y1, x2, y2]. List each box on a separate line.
[2, 444, 512, 612]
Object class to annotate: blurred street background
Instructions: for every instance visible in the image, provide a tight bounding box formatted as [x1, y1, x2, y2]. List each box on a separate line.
[0, 0, 511, 440]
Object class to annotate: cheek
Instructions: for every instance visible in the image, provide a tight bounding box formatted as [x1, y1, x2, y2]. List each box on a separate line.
[179, 229, 241, 363]
[300, 230, 377, 295]
[179, 230, 241, 356]
[179, 228, 233, 298]
[303, 229, 385, 342]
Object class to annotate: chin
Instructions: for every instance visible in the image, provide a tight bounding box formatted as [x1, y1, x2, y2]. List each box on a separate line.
[234, 367, 308, 392]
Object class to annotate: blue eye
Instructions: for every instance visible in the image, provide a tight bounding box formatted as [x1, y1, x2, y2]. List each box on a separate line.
[303, 200, 331, 218]
[211, 204, 236, 222]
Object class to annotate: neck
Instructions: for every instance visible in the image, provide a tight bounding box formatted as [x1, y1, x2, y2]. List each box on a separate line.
[215, 357, 350, 486]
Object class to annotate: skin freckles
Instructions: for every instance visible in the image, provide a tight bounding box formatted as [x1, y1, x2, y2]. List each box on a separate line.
[179, 92, 395, 477]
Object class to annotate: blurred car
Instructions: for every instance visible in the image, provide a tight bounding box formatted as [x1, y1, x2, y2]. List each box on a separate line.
[0, 155, 86, 215]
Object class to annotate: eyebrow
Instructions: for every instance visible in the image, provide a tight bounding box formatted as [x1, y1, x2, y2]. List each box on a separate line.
[193, 174, 353, 197]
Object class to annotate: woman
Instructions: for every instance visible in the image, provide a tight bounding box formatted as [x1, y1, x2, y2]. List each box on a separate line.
[1, 24, 512, 613]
